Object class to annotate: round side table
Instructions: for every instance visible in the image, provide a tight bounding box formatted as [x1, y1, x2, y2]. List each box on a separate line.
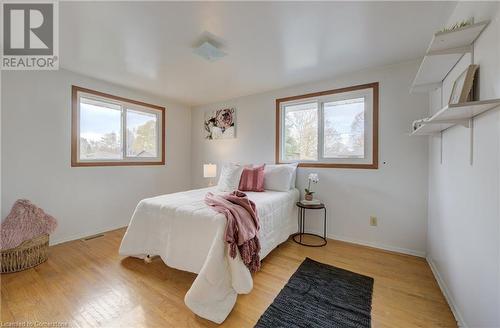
[292, 202, 327, 247]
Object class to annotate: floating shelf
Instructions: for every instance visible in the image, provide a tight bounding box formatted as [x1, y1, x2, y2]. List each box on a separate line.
[411, 121, 455, 136]
[411, 21, 489, 93]
[411, 99, 500, 136]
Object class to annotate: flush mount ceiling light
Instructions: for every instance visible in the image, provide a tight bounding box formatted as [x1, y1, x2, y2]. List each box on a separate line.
[193, 41, 226, 62]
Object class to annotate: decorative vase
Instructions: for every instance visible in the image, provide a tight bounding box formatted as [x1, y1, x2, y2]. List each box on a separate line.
[305, 194, 313, 201]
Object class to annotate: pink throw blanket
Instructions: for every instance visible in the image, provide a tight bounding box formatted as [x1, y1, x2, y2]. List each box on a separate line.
[1, 199, 57, 250]
[205, 191, 261, 273]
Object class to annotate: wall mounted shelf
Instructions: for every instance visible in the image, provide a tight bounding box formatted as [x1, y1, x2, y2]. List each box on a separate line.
[411, 99, 500, 136]
[411, 121, 455, 136]
[411, 21, 489, 93]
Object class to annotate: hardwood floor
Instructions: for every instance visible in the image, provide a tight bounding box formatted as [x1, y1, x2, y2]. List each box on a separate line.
[1, 228, 457, 328]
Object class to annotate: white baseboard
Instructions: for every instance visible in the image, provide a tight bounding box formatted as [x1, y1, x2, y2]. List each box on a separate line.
[50, 224, 127, 246]
[426, 256, 466, 327]
[329, 233, 426, 258]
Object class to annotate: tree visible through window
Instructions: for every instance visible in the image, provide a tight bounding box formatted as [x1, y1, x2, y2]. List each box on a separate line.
[72, 86, 165, 166]
[126, 109, 158, 158]
[79, 97, 123, 160]
[323, 98, 365, 159]
[276, 83, 378, 168]
[284, 102, 318, 161]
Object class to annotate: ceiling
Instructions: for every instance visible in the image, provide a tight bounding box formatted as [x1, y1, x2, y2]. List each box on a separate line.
[60, 2, 456, 106]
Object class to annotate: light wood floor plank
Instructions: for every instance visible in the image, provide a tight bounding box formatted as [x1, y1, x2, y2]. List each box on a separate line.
[1, 228, 457, 327]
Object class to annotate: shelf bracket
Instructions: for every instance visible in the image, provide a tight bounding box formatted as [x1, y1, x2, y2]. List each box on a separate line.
[410, 82, 442, 93]
[440, 131, 443, 165]
[469, 118, 474, 165]
[427, 45, 473, 56]
[427, 119, 470, 128]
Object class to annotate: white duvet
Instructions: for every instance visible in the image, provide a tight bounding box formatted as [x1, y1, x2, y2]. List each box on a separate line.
[119, 187, 299, 323]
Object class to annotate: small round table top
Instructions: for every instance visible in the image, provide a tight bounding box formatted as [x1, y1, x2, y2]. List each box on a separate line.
[296, 201, 325, 209]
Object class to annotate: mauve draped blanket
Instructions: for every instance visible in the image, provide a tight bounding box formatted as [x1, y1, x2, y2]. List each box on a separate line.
[204, 191, 261, 273]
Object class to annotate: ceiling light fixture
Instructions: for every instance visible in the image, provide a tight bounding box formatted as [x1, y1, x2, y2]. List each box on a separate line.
[193, 41, 226, 62]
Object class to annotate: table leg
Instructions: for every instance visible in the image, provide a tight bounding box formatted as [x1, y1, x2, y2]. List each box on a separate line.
[297, 206, 301, 233]
[323, 207, 327, 241]
[299, 208, 305, 242]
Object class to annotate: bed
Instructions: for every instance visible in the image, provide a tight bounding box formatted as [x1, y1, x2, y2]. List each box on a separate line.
[119, 186, 299, 323]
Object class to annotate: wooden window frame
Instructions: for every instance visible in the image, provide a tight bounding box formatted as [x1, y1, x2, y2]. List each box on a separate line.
[275, 82, 379, 169]
[71, 85, 166, 167]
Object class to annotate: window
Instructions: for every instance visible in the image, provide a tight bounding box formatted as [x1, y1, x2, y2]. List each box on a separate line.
[71, 86, 165, 166]
[276, 83, 378, 169]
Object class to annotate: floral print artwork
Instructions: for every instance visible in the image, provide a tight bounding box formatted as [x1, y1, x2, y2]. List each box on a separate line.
[204, 108, 236, 139]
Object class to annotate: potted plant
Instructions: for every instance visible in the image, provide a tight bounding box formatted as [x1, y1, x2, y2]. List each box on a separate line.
[304, 173, 319, 201]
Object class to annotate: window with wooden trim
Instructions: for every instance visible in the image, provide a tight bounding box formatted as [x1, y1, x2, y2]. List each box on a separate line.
[276, 82, 378, 169]
[71, 86, 165, 167]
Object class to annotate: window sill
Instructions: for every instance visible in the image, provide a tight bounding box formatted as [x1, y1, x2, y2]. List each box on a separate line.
[277, 161, 378, 169]
[71, 160, 165, 167]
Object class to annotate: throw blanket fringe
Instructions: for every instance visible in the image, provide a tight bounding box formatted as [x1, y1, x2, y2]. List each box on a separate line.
[235, 236, 261, 273]
[205, 191, 261, 273]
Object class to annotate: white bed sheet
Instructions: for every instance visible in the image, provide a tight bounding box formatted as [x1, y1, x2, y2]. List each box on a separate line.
[119, 187, 299, 323]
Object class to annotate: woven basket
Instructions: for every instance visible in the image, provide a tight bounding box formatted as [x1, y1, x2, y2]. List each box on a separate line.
[1, 234, 49, 273]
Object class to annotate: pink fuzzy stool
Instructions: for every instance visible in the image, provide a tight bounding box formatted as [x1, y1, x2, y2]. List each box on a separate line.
[1, 200, 57, 273]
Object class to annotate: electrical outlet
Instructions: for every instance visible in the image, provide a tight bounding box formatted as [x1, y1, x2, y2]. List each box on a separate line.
[370, 216, 378, 226]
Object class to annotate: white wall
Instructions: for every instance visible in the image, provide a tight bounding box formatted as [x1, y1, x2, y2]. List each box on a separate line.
[0, 70, 3, 218]
[191, 61, 430, 256]
[1, 69, 192, 244]
[427, 2, 500, 327]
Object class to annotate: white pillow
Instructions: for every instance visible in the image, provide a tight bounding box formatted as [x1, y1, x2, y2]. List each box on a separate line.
[264, 164, 298, 191]
[217, 163, 244, 192]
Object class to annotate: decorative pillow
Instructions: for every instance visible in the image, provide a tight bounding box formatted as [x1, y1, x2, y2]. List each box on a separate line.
[217, 163, 244, 192]
[238, 164, 265, 192]
[263, 164, 297, 191]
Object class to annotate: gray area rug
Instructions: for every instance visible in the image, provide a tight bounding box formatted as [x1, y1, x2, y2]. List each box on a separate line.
[255, 257, 373, 328]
